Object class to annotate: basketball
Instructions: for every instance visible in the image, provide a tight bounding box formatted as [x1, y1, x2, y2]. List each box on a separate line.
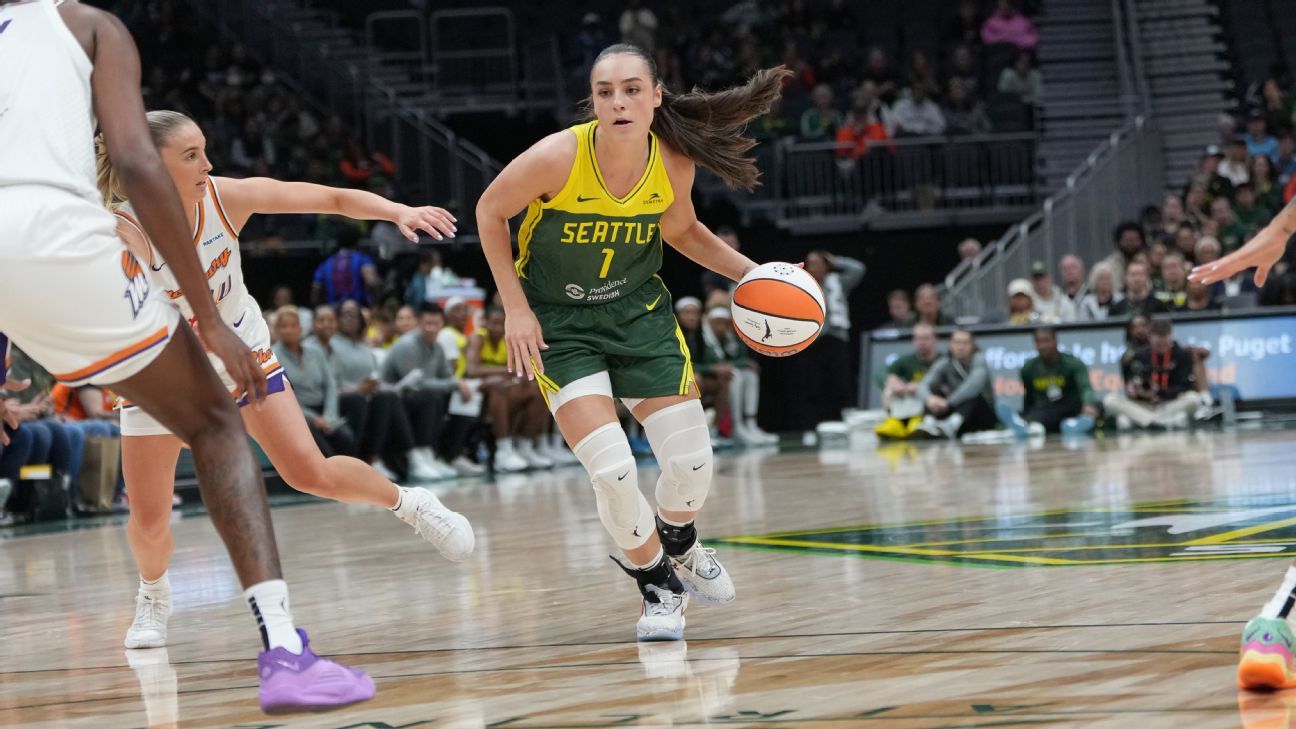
[730, 261, 826, 357]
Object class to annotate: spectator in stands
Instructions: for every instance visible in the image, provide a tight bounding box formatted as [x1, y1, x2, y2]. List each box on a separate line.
[944, 78, 992, 135]
[835, 86, 891, 159]
[915, 329, 997, 439]
[890, 83, 946, 137]
[997, 327, 1098, 437]
[1216, 113, 1238, 148]
[1252, 154, 1283, 212]
[1184, 152, 1232, 214]
[1109, 261, 1168, 317]
[1234, 181, 1273, 236]
[435, 298, 489, 475]
[875, 323, 941, 438]
[958, 237, 983, 261]
[1245, 109, 1280, 163]
[329, 300, 440, 481]
[1155, 252, 1189, 310]
[307, 303, 336, 351]
[1183, 182, 1213, 230]
[1219, 139, 1251, 187]
[393, 304, 417, 338]
[271, 306, 355, 458]
[701, 226, 741, 297]
[885, 289, 917, 328]
[1079, 261, 1122, 320]
[947, 45, 981, 100]
[1210, 196, 1247, 253]
[4, 348, 88, 490]
[1277, 132, 1296, 185]
[268, 284, 313, 335]
[1261, 78, 1291, 133]
[467, 306, 564, 473]
[981, 0, 1039, 50]
[618, 0, 658, 53]
[800, 251, 865, 426]
[382, 303, 461, 477]
[339, 139, 396, 195]
[1103, 221, 1145, 291]
[863, 46, 899, 105]
[997, 50, 1042, 106]
[312, 240, 380, 307]
[1159, 194, 1187, 244]
[905, 50, 940, 92]
[946, 0, 984, 48]
[229, 117, 275, 177]
[1173, 222, 1199, 263]
[1029, 260, 1075, 322]
[914, 284, 950, 327]
[800, 84, 842, 141]
[1007, 278, 1038, 325]
[1184, 280, 1220, 312]
[1103, 319, 1202, 430]
[1146, 240, 1168, 290]
[1058, 254, 1087, 305]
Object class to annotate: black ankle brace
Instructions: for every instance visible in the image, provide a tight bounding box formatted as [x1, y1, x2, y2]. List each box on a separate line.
[611, 553, 684, 601]
[655, 515, 697, 557]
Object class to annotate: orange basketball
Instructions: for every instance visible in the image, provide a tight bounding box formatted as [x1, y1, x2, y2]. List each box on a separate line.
[730, 262, 825, 357]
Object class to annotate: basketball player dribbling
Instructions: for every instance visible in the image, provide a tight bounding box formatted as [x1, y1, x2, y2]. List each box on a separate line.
[96, 110, 475, 650]
[1190, 199, 1296, 690]
[0, 0, 371, 712]
[475, 43, 790, 640]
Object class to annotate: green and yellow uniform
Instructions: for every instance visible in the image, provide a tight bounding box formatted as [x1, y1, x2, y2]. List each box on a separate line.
[516, 120, 693, 404]
[480, 333, 508, 368]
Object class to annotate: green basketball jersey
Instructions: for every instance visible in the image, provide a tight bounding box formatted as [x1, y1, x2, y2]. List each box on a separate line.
[515, 120, 675, 306]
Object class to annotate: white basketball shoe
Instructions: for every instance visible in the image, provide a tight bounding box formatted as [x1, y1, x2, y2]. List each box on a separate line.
[124, 589, 172, 649]
[670, 541, 736, 606]
[394, 487, 475, 561]
[637, 584, 688, 642]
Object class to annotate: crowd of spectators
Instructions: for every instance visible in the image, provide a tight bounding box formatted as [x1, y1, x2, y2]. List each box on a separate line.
[569, 0, 1044, 153]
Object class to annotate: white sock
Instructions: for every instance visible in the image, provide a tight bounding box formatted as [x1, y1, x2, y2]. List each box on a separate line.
[1261, 566, 1296, 620]
[391, 486, 411, 515]
[244, 579, 303, 653]
[630, 546, 664, 570]
[139, 571, 170, 595]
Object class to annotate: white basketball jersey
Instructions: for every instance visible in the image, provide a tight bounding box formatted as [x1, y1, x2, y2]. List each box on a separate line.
[115, 178, 252, 325]
[0, 0, 101, 205]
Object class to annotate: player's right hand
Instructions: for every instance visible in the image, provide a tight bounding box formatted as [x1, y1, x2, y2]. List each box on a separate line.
[199, 319, 268, 403]
[504, 305, 548, 381]
[1190, 217, 1292, 286]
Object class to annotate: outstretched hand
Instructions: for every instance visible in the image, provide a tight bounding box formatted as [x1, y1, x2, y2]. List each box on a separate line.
[396, 205, 457, 242]
[1189, 219, 1292, 287]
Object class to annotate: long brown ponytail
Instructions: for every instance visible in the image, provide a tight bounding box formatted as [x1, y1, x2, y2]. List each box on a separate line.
[94, 110, 195, 209]
[586, 44, 790, 192]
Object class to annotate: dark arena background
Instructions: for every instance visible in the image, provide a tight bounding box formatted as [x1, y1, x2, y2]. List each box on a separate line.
[9, 0, 1296, 726]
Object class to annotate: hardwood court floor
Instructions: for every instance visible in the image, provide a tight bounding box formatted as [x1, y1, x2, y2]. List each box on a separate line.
[6, 428, 1296, 727]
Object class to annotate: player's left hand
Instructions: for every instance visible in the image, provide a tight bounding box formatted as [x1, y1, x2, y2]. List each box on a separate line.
[1190, 217, 1291, 286]
[396, 205, 457, 242]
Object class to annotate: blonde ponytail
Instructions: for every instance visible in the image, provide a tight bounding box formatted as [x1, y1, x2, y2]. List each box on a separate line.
[93, 110, 197, 210]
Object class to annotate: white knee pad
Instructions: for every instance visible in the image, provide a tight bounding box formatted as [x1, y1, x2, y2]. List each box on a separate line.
[573, 423, 655, 550]
[643, 400, 713, 512]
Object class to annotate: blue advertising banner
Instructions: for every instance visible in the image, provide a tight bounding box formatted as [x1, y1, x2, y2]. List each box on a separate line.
[864, 311, 1296, 410]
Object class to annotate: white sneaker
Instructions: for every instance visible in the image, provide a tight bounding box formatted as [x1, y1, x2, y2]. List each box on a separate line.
[637, 584, 688, 642]
[669, 541, 735, 606]
[395, 487, 475, 561]
[517, 440, 553, 469]
[494, 443, 529, 473]
[430, 457, 459, 479]
[915, 415, 943, 438]
[371, 458, 399, 482]
[747, 423, 779, 445]
[450, 455, 486, 476]
[937, 413, 964, 440]
[1116, 414, 1133, 431]
[124, 591, 172, 649]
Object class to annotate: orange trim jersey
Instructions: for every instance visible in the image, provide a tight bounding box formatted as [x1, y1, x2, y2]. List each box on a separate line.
[114, 176, 249, 326]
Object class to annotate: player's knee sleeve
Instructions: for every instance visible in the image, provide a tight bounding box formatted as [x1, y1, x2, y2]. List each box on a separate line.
[643, 400, 713, 512]
[573, 423, 654, 550]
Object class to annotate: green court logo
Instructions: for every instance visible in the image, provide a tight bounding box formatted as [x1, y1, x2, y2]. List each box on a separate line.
[717, 497, 1296, 568]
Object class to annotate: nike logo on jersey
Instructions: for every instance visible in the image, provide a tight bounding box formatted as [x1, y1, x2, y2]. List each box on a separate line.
[576, 194, 600, 202]
[0, 20, 12, 35]
[233, 313, 247, 328]
[150, 262, 166, 272]
[646, 294, 663, 311]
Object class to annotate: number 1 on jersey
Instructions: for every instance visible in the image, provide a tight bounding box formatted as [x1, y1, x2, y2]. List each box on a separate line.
[598, 248, 615, 278]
